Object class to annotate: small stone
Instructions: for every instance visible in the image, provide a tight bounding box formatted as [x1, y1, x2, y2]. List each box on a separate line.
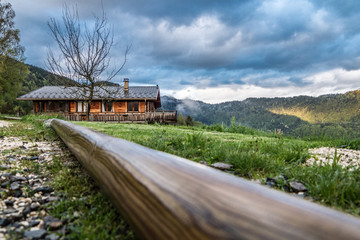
[1, 181, 9, 188]
[43, 215, 57, 224]
[210, 162, 233, 170]
[46, 233, 60, 240]
[0, 218, 11, 227]
[30, 156, 39, 161]
[13, 189, 23, 197]
[11, 222, 22, 229]
[4, 200, 14, 207]
[34, 186, 54, 194]
[23, 206, 31, 216]
[0, 165, 10, 170]
[3, 208, 17, 214]
[30, 202, 41, 211]
[28, 220, 40, 227]
[10, 182, 20, 190]
[23, 229, 47, 239]
[10, 175, 27, 182]
[297, 191, 306, 197]
[49, 221, 63, 230]
[9, 212, 23, 221]
[47, 196, 59, 202]
[20, 221, 30, 227]
[20, 145, 27, 149]
[39, 210, 47, 217]
[1, 173, 13, 178]
[289, 181, 307, 193]
[265, 177, 277, 187]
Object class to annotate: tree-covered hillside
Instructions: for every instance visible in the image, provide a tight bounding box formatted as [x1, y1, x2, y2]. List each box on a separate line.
[162, 91, 360, 139]
[0, 62, 65, 115]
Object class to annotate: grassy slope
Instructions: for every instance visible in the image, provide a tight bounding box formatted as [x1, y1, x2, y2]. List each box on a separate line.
[75, 122, 360, 217]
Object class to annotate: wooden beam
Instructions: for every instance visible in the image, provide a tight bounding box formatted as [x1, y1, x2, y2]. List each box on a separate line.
[49, 119, 360, 240]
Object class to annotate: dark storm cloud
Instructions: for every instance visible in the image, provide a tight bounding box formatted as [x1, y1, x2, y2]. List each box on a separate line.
[9, 0, 360, 101]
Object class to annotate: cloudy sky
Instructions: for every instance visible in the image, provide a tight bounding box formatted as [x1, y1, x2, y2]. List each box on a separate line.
[10, 0, 360, 103]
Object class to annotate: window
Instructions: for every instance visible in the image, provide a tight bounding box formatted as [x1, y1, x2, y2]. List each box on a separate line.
[77, 101, 87, 112]
[39, 102, 45, 112]
[48, 101, 56, 112]
[58, 101, 66, 112]
[102, 101, 113, 112]
[127, 101, 139, 112]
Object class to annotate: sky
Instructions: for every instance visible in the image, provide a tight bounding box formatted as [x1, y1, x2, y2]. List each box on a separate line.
[10, 0, 360, 103]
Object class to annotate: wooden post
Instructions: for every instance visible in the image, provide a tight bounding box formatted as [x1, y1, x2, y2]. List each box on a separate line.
[50, 119, 360, 240]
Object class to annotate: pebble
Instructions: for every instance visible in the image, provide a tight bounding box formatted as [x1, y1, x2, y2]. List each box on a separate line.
[289, 181, 307, 193]
[210, 162, 233, 170]
[0, 130, 75, 239]
[10, 182, 20, 190]
[23, 228, 47, 239]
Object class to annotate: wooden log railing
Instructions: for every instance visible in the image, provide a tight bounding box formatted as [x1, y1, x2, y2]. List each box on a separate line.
[49, 119, 360, 240]
[63, 111, 177, 123]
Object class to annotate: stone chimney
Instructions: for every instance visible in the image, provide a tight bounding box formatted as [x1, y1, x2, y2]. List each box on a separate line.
[124, 78, 129, 92]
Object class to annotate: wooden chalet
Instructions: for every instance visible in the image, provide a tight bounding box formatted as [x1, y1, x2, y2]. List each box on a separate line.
[17, 79, 177, 123]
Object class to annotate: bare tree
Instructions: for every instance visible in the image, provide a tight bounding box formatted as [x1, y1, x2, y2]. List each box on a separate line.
[47, 4, 130, 119]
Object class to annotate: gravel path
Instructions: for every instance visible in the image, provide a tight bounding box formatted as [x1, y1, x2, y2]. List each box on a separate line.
[0, 120, 75, 239]
[305, 147, 360, 169]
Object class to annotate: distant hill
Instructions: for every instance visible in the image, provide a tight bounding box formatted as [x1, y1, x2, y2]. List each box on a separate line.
[162, 91, 360, 139]
[21, 64, 64, 93]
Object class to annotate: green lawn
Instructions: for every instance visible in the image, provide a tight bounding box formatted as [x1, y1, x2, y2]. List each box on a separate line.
[75, 121, 360, 217]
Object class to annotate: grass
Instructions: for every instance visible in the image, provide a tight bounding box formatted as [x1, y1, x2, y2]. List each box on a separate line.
[0, 119, 135, 239]
[75, 121, 360, 217]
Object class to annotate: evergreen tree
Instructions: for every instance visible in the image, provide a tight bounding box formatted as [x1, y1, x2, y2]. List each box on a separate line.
[177, 113, 186, 125]
[0, 1, 28, 114]
[185, 115, 194, 126]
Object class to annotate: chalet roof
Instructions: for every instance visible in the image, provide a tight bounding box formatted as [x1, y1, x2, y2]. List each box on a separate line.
[17, 86, 160, 101]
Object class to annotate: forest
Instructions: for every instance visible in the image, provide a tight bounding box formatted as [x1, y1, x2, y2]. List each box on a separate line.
[161, 91, 360, 141]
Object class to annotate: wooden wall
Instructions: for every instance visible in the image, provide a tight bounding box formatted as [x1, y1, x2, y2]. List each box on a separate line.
[113, 101, 127, 113]
[140, 101, 145, 113]
[70, 102, 76, 113]
[33, 102, 39, 113]
[90, 101, 101, 113]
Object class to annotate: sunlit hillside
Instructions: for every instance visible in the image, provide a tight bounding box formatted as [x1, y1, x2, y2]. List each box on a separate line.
[268, 90, 360, 124]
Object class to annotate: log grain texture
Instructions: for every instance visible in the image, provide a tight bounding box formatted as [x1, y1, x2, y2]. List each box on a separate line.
[50, 119, 360, 240]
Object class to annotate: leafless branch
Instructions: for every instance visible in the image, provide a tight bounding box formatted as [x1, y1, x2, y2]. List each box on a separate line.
[46, 4, 129, 118]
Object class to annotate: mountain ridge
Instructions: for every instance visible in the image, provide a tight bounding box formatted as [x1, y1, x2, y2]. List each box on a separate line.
[162, 90, 360, 138]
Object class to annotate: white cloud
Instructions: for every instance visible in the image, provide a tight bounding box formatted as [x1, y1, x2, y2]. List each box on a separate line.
[162, 68, 360, 103]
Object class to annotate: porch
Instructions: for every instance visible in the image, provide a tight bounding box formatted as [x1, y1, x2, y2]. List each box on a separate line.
[64, 111, 177, 123]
